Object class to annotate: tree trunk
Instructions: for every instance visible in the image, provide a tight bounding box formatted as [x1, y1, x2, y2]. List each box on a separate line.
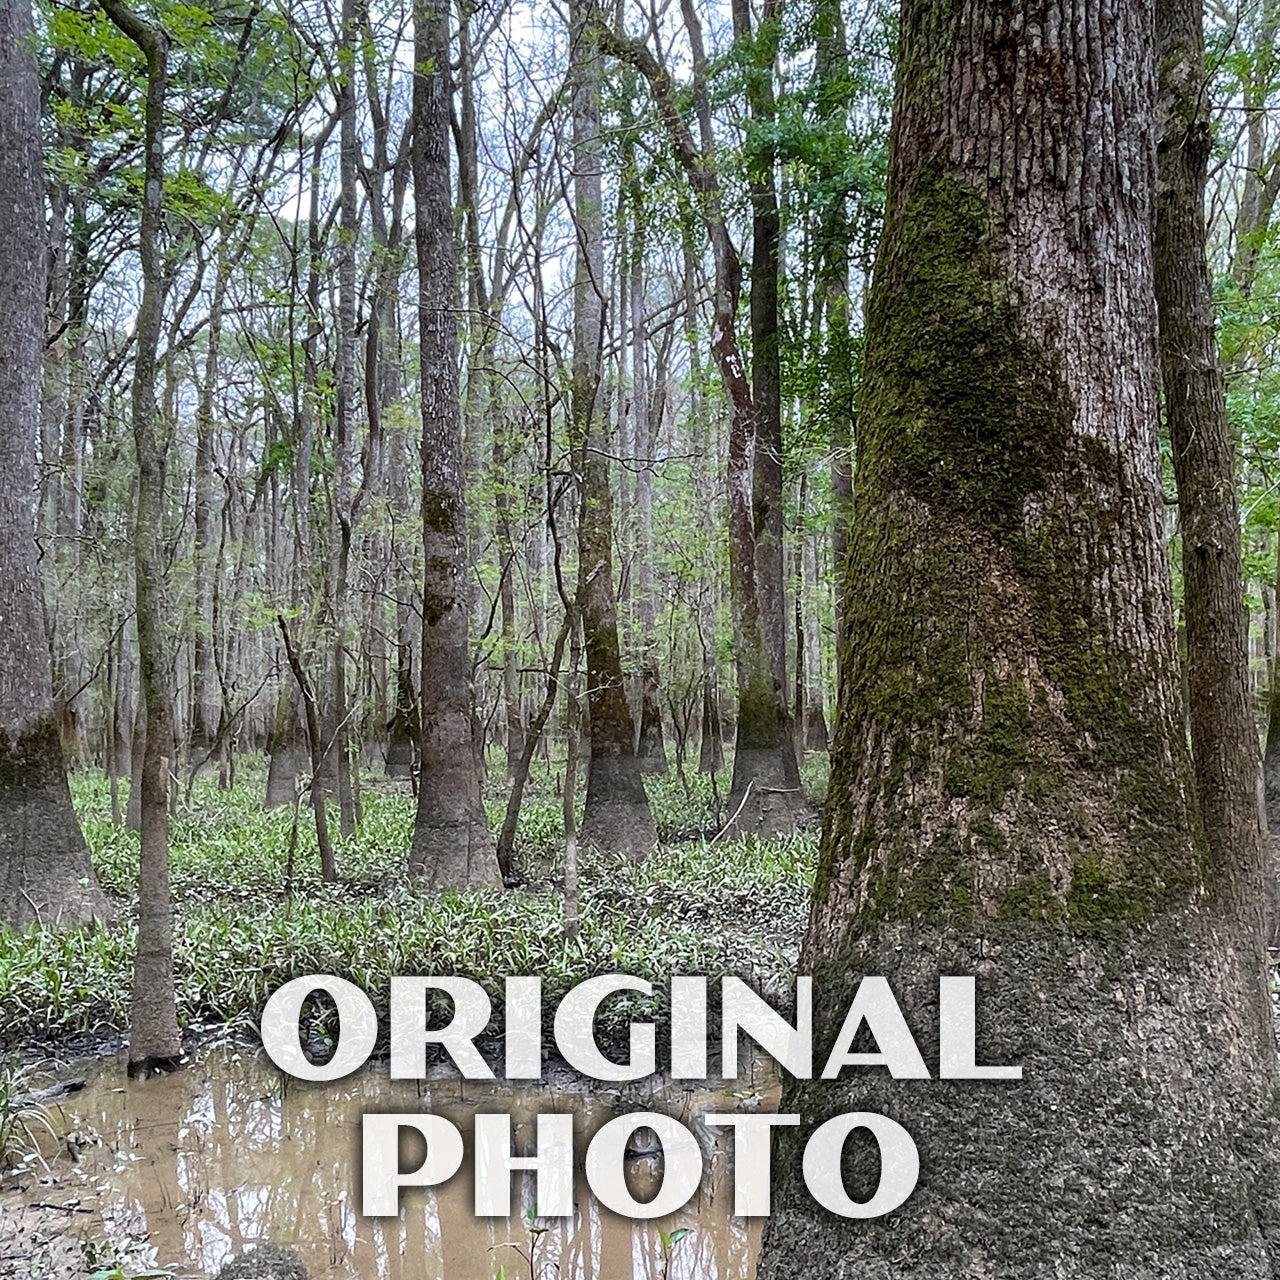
[0, 0, 111, 929]
[101, 0, 182, 1074]
[265, 684, 306, 808]
[571, 0, 656, 859]
[408, 0, 498, 886]
[190, 259, 226, 761]
[802, 482, 829, 753]
[602, 8, 806, 838]
[758, 2, 1280, 1274]
[1155, 0, 1271, 932]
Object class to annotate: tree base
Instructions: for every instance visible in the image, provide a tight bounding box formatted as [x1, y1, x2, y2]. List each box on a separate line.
[0, 718, 113, 928]
[385, 731, 415, 778]
[758, 915, 1280, 1278]
[265, 739, 306, 810]
[125, 1054, 184, 1080]
[410, 811, 500, 888]
[582, 753, 657, 860]
[722, 746, 811, 839]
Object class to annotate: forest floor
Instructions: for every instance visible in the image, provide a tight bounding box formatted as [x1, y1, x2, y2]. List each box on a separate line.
[0, 753, 825, 1278]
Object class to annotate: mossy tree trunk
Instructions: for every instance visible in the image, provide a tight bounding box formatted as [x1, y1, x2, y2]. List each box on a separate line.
[0, 0, 111, 930]
[408, 0, 498, 886]
[570, 0, 657, 860]
[758, 2, 1280, 1275]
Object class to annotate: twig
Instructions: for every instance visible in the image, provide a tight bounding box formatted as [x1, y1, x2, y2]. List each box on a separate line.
[709, 780, 755, 846]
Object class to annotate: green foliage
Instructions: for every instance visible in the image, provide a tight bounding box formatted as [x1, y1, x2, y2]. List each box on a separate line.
[0, 771, 815, 1049]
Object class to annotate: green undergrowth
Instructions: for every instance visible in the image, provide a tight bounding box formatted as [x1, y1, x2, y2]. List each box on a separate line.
[0, 760, 819, 1050]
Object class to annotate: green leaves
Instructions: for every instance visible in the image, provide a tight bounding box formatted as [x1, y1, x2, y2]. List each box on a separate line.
[0, 766, 816, 1051]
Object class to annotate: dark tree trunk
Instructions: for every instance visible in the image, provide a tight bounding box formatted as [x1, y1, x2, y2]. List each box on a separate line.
[1266, 532, 1280, 876]
[101, 0, 182, 1074]
[495, 425, 523, 778]
[759, 3, 1280, 1275]
[1155, 0, 1271, 931]
[698, 657, 723, 776]
[0, 0, 110, 928]
[635, 662, 668, 776]
[572, 0, 656, 859]
[386, 420, 420, 780]
[384, 655, 418, 779]
[277, 614, 337, 883]
[801, 483, 830, 754]
[725, 0, 807, 836]
[408, 0, 498, 886]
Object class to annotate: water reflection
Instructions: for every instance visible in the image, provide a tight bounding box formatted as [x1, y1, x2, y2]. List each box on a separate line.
[54, 1049, 768, 1279]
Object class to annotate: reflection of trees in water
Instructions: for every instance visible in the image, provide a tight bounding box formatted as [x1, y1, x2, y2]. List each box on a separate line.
[69, 1052, 762, 1280]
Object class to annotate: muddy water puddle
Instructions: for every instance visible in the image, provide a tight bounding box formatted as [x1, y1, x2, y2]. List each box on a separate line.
[11, 1048, 778, 1279]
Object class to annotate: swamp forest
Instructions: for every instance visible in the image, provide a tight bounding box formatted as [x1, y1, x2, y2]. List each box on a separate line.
[4, 0, 1280, 1275]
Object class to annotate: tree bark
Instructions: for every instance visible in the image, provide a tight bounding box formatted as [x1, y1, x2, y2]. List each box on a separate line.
[1155, 0, 1270, 932]
[759, 2, 1280, 1274]
[100, 0, 182, 1073]
[408, 0, 498, 886]
[0, 0, 111, 930]
[571, 0, 657, 859]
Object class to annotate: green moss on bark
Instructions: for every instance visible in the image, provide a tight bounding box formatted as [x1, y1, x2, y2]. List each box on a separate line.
[815, 162, 1205, 928]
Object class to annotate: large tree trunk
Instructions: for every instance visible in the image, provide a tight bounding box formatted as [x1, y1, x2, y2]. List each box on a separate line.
[759, 3, 1280, 1275]
[571, 0, 656, 860]
[101, 0, 182, 1074]
[408, 0, 498, 886]
[0, 0, 110, 929]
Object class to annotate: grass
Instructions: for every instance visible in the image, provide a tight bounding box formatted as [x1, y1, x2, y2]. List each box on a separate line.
[0, 1057, 56, 1173]
[0, 755, 823, 1053]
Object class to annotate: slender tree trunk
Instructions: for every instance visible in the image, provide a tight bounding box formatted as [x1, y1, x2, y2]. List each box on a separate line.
[815, 0, 856, 661]
[0, 0, 111, 929]
[1232, 0, 1280, 297]
[630, 215, 667, 777]
[385, 421, 420, 780]
[191, 261, 226, 761]
[759, 2, 1280, 1274]
[408, 0, 498, 885]
[101, 0, 182, 1073]
[572, 0, 656, 859]
[803, 528, 829, 753]
[601, 9, 805, 837]
[277, 614, 337, 882]
[1155, 0, 1270, 929]
[1267, 525, 1280, 853]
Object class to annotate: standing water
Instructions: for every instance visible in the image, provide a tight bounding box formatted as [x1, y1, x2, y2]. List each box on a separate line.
[9, 1047, 775, 1279]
